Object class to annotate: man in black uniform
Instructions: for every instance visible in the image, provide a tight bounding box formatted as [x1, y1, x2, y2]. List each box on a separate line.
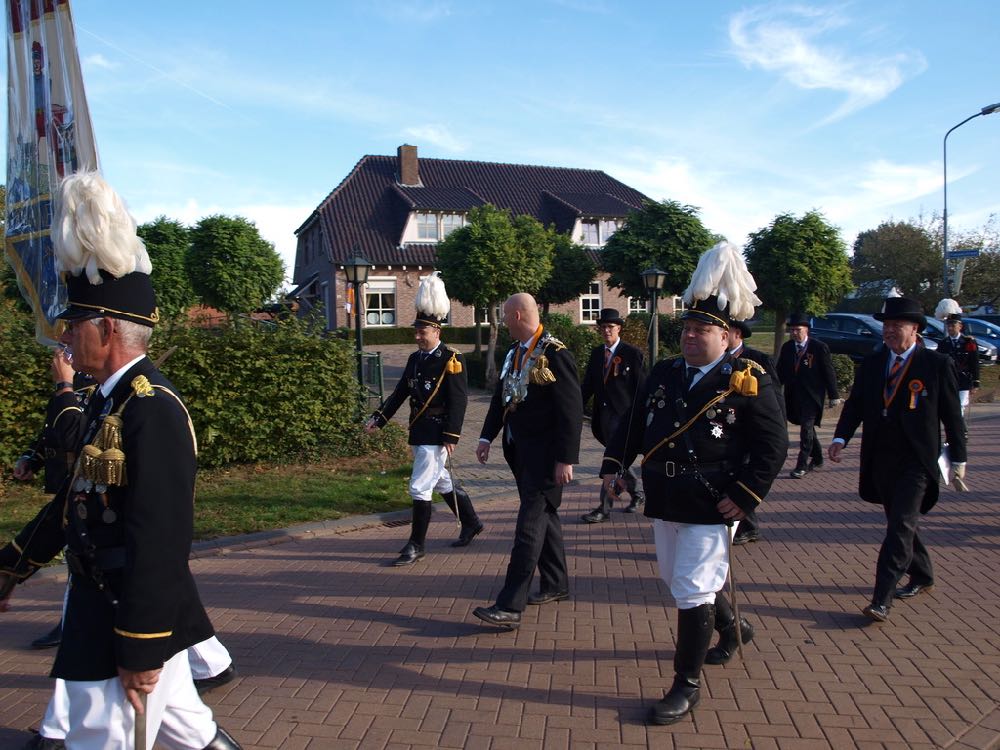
[473, 293, 583, 628]
[728, 320, 781, 546]
[580, 308, 645, 522]
[936, 312, 979, 423]
[0, 172, 240, 749]
[602, 241, 787, 725]
[365, 274, 481, 566]
[776, 313, 840, 478]
[830, 297, 966, 623]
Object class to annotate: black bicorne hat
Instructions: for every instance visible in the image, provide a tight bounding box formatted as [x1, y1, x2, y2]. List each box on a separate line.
[681, 295, 731, 329]
[58, 270, 159, 327]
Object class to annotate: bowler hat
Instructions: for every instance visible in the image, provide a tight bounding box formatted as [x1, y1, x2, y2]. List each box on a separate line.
[873, 297, 926, 329]
[732, 320, 753, 339]
[595, 308, 625, 326]
[786, 312, 811, 327]
[58, 270, 159, 327]
[682, 295, 730, 329]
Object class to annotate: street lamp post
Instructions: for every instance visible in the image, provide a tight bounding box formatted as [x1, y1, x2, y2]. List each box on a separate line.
[641, 267, 668, 369]
[343, 253, 371, 390]
[942, 102, 1000, 296]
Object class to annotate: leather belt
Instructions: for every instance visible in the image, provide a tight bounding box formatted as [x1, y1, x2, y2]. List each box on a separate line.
[644, 460, 733, 478]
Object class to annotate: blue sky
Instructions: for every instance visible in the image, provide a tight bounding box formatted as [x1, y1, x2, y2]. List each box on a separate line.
[5, 1, 998, 283]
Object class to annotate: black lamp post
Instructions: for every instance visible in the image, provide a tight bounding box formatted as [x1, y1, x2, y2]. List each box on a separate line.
[641, 267, 668, 368]
[343, 253, 371, 388]
[942, 101, 1000, 296]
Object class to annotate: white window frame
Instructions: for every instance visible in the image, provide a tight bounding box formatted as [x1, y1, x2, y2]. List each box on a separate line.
[364, 276, 397, 327]
[627, 296, 649, 315]
[580, 282, 602, 324]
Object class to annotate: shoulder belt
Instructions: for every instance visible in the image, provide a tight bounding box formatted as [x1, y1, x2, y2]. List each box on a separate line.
[641, 387, 734, 466]
[408, 355, 458, 427]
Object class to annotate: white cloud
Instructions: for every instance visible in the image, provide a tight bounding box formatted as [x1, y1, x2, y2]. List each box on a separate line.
[728, 5, 926, 122]
[400, 124, 467, 153]
[83, 53, 117, 70]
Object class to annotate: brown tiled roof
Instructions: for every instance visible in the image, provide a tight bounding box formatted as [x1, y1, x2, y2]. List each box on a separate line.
[302, 152, 649, 268]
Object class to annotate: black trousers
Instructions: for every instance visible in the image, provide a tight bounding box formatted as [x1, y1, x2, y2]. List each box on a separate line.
[496, 447, 568, 612]
[870, 456, 934, 606]
[795, 409, 824, 469]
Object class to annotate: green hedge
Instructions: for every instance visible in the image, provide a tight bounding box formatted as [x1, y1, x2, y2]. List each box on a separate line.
[339, 325, 489, 346]
[0, 299, 51, 470]
[621, 312, 684, 362]
[831, 354, 855, 395]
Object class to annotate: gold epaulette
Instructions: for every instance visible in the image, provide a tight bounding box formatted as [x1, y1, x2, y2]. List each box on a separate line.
[446, 352, 463, 375]
[543, 336, 567, 351]
[729, 359, 760, 397]
[735, 357, 766, 373]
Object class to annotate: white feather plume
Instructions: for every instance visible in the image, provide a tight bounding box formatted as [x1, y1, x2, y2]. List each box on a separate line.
[415, 271, 450, 319]
[682, 241, 761, 322]
[935, 298, 962, 320]
[53, 171, 151, 284]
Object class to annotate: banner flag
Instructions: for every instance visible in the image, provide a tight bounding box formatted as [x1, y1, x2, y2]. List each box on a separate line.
[5, 0, 98, 343]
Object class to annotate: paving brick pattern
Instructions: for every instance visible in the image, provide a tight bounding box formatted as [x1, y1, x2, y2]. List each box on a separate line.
[1, 346, 998, 749]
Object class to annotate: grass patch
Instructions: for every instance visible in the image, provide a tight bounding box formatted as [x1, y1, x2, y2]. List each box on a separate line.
[1, 452, 413, 542]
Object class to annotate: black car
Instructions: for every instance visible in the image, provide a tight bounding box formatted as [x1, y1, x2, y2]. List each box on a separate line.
[809, 313, 938, 362]
[921, 318, 997, 364]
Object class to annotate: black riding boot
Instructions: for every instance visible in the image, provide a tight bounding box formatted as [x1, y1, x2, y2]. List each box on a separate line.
[649, 603, 716, 725]
[394, 501, 432, 566]
[705, 592, 754, 665]
[443, 487, 483, 547]
[203, 726, 242, 749]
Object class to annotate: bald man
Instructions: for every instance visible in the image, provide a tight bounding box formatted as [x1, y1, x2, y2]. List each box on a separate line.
[473, 294, 583, 628]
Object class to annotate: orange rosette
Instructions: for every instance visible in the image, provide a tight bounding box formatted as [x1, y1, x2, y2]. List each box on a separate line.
[908, 379, 924, 409]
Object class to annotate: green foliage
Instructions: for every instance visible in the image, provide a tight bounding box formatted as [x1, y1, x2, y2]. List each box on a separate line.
[831, 354, 855, 395]
[151, 315, 367, 468]
[0, 298, 50, 469]
[621, 312, 684, 362]
[949, 214, 1000, 305]
[600, 200, 714, 299]
[187, 215, 285, 314]
[539, 312, 600, 379]
[745, 211, 852, 353]
[138, 216, 197, 319]
[852, 220, 940, 309]
[537, 231, 596, 313]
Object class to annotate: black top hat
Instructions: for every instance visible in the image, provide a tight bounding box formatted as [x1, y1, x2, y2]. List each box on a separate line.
[785, 312, 811, 327]
[57, 270, 159, 327]
[681, 295, 730, 329]
[944, 313, 963, 324]
[595, 308, 625, 326]
[873, 297, 926, 329]
[732, 319, 753, 339]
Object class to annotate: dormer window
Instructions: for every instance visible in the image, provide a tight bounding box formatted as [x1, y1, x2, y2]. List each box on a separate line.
[414, 212, 466, 242]
[580, 218, 621, 246]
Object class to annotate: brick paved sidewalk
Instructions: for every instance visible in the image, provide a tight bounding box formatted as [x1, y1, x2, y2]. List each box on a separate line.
[1, 357, 998, 748]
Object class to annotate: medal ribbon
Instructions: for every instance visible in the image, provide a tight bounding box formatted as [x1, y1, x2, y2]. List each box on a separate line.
[513, 325, 545, 372]
[882, 354, 913, 412]
[793, 343, 807, 373]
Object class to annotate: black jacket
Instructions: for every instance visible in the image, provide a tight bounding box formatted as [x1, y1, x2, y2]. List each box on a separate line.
[20, 381, 96, 493]
[602, 354, 788, 524]
[0, 357, 213, 680]
[776, 337, 838, 425]
[371, 344, 468, 445]
[580, 340, 645, 446]
[834, 346, 966, 514]
[936, 335, 980, 391]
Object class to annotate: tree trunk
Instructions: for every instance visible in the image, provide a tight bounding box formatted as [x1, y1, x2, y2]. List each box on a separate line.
[773, 305, 788, 356]
[485, 303, 500, 385]
[473, 307, 482, 355]
[542, 300, 550, 316]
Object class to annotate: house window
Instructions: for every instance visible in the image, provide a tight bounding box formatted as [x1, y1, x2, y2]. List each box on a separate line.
[600, 219, 620, 241]
[672, 296, 684, 314]
[580, 282, 602, 323]
[441, 213, 464, 238]
[628, 296, 649, 315]
[417, 213, 438, 241]
[580, 218, 621, 246]
[580, 221, 600, 245]
[365, 277, 396, 326]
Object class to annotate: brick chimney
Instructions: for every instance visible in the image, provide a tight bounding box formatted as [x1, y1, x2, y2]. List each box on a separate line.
[398, 144, 420, 186]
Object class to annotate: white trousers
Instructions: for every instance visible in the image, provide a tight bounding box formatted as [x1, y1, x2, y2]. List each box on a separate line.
[959, 389, 970, 416]
[40, 636, 231, 743]
[652, 519, 731, 609]
[409, 445, 453, 502]
[57, 649, 217, 749]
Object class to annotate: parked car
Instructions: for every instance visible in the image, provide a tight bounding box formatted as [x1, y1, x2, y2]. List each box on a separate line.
[921, 318, 998, 364]
[809, 313, 938, 362]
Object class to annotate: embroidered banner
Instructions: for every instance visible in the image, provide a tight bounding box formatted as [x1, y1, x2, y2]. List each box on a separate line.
[5, 0, 98, 343]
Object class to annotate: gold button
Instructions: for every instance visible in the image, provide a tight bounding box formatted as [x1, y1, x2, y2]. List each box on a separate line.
[668, 442, 675, 449]
[674, 421, 680, 427]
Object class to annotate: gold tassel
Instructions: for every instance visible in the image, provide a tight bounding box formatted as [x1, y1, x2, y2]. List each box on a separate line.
[131, 375, 155, 398]
[729, 366, 758, 397]
[446, 354, 463, 375]
[95, 415, 123, 451]
[96, 448, 127, 486]
[530, 354, 557, 384]
[79, 414, 128, 486]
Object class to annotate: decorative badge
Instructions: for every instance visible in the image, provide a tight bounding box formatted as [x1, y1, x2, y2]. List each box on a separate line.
[725, 409, 736, 425]
[710, 422, 724, 438]
[908, 379, 924, 409]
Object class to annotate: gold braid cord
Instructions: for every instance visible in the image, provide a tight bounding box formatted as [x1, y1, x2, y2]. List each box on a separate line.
[79, 413, 127, 487]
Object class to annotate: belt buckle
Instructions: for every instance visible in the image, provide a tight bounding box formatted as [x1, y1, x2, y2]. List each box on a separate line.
[665, 460, 675, 478]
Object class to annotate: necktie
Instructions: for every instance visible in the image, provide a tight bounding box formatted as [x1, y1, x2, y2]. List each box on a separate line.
[684, 366, 699, 393]
[603, 347, 612, 373]
[884, 355, 904, 400]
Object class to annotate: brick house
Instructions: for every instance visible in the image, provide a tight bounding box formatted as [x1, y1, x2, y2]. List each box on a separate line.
[292, 145, 681, 330]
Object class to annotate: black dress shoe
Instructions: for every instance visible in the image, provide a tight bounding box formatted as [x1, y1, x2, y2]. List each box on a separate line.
[624, 497, 643, 513]
[393, 542, 425, 566]
[527, 589, 569, 605]
[30, 623, 62, 650]
[732, 530, 759, 546]
[581, 509, 610, 523]
[862, 603, 890, 622]
[451, 523, 484, 547]
[808, 459, 824, 470]
[194, 664, 238, 694]
[895, 582, 934, 599]
[21, 733, 66, 750]
[473, 605, 521, 629]
[789, 467, 807, 479]
[203, 726, 242, 749]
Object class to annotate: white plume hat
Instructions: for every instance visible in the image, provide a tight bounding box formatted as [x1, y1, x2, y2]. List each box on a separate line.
[413, 272, 450, 328]
[681, 240, 761, 326]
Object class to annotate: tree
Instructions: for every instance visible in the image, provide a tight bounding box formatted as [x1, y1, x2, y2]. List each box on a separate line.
[600, 200, 714, 299]
[137, 216, 196, 319]
[949, 213, 1000, 306]
[851, 220, 941, 310]
[745, 211, 852, 353]
[536, 230, 596, 316]
[187, 215, 284, 314]
[436, 204, 553, 382]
